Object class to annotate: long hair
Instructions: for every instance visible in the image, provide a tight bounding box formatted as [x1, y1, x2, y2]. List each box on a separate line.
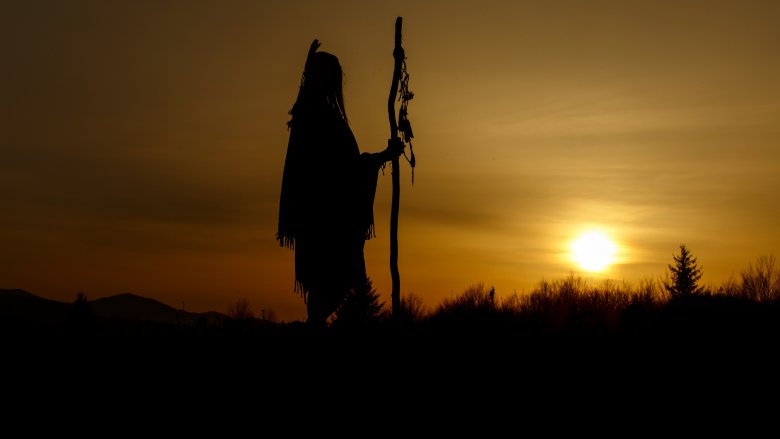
[288, 51, 347, 129]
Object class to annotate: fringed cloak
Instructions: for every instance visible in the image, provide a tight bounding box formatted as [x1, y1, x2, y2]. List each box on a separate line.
[276, 101, 384, 306]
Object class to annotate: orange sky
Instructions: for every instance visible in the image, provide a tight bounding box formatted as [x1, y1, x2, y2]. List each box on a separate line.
[2, 1, 779, 322]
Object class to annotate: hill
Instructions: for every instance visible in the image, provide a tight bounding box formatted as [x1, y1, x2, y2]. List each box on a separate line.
[91, 292, 220, 325]
[0, 289, 71, 328]
[0, 289, 227, 330]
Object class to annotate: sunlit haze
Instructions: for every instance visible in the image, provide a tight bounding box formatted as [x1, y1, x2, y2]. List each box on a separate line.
[571, 230, 618, 272]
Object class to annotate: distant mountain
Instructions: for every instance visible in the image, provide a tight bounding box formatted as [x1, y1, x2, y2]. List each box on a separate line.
[92, 293, 189, 325]
[0, 289, 227, 327]
[91, 293, 227, 325]
[0, 289, 71, 326]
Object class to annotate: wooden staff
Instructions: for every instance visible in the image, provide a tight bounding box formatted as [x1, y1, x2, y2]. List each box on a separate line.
[388, 17, 404, 319]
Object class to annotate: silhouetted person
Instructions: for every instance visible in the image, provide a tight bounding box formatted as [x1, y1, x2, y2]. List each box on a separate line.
[277, 40, 404, 329]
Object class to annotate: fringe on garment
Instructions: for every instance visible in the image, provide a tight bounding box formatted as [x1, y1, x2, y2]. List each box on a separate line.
[276, 233, 307, 301]
[279, 223, 373, 305]
[294, 279, 308, 304]
[277, 224, 373, 249]
[276, 233, 295, 250]
[278, 221, 373, 306]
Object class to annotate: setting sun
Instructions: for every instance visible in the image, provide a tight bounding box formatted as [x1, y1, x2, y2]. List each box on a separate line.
[571, 230, 617, 272]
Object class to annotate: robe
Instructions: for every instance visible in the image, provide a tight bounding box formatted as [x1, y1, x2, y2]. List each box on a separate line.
[276, 101, 384, 310]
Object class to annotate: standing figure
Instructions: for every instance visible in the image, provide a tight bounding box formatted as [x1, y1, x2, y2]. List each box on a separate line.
[277, 40, 404, 328]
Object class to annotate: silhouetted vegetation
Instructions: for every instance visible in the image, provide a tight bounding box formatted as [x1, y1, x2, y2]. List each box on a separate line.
[663, 244, 703, 298]
[4, 251, 780, 352]
[331, 276, 385, 330]
[227, 298, 255, 320]
[739, 254, 780, 302]
[392, 292, 428, 325]
[67, 292, 97, 336]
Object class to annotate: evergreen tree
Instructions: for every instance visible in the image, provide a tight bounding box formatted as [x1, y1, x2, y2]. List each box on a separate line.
[663, 244, 703, 299]
[332, 276, 385, 329]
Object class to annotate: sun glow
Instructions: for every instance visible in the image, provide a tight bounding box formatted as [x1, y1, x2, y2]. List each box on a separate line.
[570, 230, 617, 272]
